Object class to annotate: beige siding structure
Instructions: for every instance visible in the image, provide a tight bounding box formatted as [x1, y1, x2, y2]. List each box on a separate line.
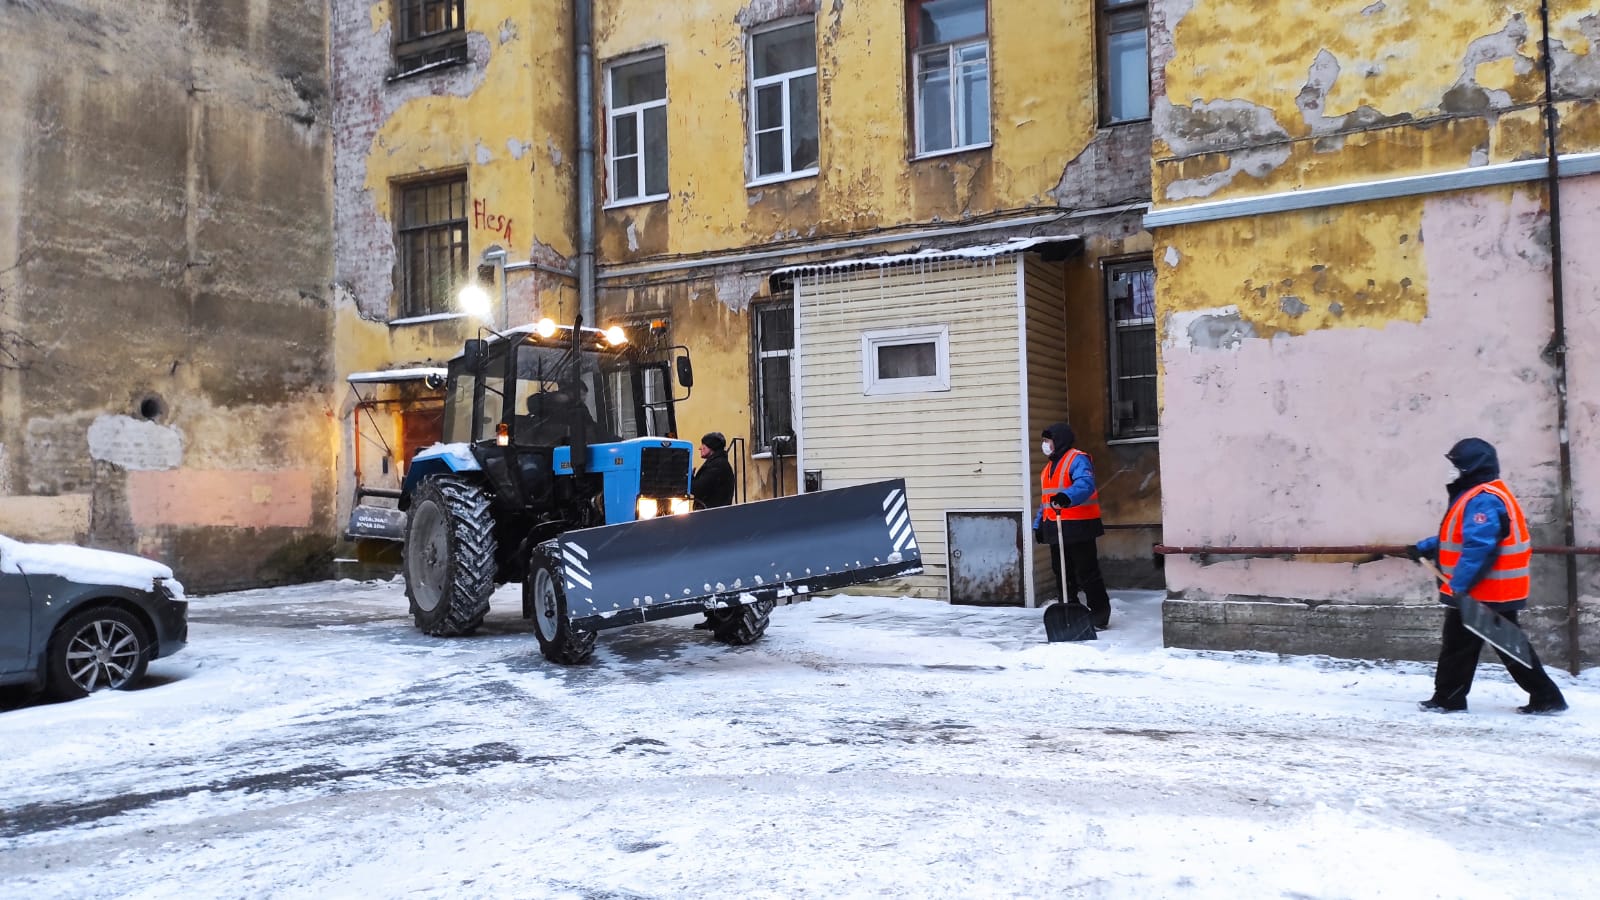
[1022, 255, 1073, 599]
[791, 247, 1072, 603]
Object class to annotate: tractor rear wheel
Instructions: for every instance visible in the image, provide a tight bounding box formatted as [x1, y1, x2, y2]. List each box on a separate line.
[404, 476, 496, 636]
[527, 543, 597, 665]
[709, 599, 775, 646]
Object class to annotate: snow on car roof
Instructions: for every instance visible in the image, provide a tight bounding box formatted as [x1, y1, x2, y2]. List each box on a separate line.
[0, 535, 183, 599]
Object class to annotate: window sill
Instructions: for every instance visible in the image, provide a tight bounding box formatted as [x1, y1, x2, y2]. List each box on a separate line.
[387, 55, 469, 83]
[911, 142, 992, 162]
[747, 169, 819, 189]
[604, 194, 670, 211]
[1100, 116, 1153, 129]
[1106, 435, 1159, 446]
[389, 312, 471, 327]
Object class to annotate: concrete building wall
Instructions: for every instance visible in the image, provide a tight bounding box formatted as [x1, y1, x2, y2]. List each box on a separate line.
[0, 0, 335, 591]
[1150, 0, 1600, 667]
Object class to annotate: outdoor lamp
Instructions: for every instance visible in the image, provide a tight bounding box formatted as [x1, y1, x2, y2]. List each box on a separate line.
[458, 283, 492, 321]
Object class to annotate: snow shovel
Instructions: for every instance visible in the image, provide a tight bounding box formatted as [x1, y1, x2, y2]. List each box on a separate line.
[1043, 516, 1096, 643]
[1416, 557, 1534, 668]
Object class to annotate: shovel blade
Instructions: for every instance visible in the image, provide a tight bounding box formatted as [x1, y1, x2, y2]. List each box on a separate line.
[1457, 596, 1535, 668]
[1044, 601, 1098, 642]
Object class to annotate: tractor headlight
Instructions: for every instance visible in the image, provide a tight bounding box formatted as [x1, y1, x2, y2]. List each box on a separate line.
[636, 497, 659, 520]
[668, 497, 693, 516]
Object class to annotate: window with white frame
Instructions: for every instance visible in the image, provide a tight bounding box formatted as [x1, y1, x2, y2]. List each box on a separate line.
[1100, 0, 1150, 124]
[909, 0, 990, 156]
[749, 21, 819, 182]
[606, 55, 668, 204]
[1106, 259, 1157, 438]
[862, 325, 951, 396]
[752, 299, 794, 452]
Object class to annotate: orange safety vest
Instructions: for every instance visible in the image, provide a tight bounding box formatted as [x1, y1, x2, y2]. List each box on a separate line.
[1438, 480, 1531, 603]
[1041, 449, 1102, 523]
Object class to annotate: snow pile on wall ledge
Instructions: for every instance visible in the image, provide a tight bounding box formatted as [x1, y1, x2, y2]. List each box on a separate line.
[0, 535, 183, 600]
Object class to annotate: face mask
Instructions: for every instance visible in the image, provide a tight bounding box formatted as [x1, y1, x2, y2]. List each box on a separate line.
[1041, 441, 1053, 456]
[1447, 465, 1461, 482]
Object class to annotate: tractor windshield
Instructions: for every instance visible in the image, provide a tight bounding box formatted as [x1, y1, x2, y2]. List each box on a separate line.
[513, 344, 617, 445]
[440, 333, 679, 445]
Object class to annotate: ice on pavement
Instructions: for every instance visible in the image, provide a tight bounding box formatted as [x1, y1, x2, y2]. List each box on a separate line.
[0, 579, 1595, 898]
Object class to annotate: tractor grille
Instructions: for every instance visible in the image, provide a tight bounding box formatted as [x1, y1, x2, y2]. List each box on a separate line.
[639, 446, 691, 497]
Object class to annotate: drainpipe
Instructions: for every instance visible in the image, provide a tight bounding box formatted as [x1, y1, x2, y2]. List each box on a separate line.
[1538, 0, 1581, 674]
[574, 0, 597, 326]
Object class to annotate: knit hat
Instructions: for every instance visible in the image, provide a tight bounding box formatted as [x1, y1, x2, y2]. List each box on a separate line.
[701, 432, 726, 453]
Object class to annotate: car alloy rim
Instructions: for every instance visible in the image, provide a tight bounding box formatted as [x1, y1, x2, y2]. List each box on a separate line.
[65, 619, 141, 692]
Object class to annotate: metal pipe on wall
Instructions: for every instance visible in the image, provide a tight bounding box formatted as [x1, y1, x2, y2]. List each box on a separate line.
[1154, 544, 1600, 556]
[574, 0, 597, 325]
[1538, 0, 1581, 674]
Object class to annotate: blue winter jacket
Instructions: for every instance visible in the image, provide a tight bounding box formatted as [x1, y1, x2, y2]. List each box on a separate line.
[1414, 438, 1524, 610]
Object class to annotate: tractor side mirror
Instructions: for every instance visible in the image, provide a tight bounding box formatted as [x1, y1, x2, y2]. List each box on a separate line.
[676, 355, 694, 389]
[462, 339, 488, 371]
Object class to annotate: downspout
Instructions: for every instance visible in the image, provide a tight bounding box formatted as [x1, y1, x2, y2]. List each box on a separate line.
[1538, 0, 1580, 674]
[574, 0, 597, 325]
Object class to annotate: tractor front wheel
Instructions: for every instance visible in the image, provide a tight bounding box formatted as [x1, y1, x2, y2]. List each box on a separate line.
[404, 476, 496, 636]
[526, 543, 597, 665]
[709, 599, 775, 646]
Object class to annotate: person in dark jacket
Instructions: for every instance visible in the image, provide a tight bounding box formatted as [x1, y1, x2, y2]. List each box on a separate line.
[691, 432, 735, 510]
[1407, 438, 1567, 715]
[1033, 422, 1111, 629]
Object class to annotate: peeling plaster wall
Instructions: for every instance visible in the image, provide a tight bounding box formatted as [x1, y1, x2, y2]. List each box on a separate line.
[1152, 1, 1600, 204]
[329, 0, 579, 528]
[1, 0, 336, 591]
[592, 0, 1138, 262]
[1150, 1, 1600, 665]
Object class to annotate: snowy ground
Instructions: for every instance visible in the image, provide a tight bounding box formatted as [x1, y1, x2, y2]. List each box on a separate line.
[1, 581, 1597, 899]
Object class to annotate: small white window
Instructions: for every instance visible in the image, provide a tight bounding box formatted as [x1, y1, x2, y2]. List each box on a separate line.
[749, 21, 819, 183]
[606, 54, 668, 204]
[861, 325, 951, 395]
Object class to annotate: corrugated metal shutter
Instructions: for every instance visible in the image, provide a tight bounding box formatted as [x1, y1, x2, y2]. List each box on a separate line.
[794, 257, 1025, 599]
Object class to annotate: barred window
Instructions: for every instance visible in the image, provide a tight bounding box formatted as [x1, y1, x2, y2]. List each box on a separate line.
[396, 176, 469, 319]
[752, 299, 794, 453]
[393, 0, 467, 76]
[1106, 259, 1157, 438]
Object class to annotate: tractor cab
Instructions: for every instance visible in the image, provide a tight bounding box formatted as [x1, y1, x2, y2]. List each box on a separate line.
[394, 319, 697, 590]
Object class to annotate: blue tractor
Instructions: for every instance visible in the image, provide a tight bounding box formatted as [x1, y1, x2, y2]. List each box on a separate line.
[397, 319, 923, 665]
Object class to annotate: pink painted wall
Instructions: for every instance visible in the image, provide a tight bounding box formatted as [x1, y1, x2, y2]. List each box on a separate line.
[128, 470, 316, 530]
[1160, 185, 1588, 604]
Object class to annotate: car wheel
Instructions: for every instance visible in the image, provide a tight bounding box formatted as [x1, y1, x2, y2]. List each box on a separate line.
[46, 607, 151, 701]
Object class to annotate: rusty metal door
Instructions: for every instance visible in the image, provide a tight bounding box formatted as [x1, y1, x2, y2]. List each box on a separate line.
[946, 511, 1025, 606]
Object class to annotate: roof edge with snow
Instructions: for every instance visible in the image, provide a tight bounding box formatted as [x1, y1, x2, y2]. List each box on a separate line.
[771, 234, 1081, 279]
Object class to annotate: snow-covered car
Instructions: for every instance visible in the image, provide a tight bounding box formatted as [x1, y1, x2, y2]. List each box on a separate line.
[0, 535, 187, 701]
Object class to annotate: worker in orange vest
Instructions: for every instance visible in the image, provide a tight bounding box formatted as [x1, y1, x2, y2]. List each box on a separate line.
[1407, 438, 1567, 715]
[1034, 422, 1110, 629]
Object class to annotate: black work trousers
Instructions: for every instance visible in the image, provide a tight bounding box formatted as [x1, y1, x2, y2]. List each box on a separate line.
[1431, 604, 1565, 708]
[1046, 538, 1111, 627]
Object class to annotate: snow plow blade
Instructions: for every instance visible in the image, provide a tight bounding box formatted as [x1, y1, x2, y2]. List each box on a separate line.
[556, 479, 922, 632]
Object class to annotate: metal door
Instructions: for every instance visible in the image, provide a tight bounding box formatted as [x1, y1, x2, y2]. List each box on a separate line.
[946, 511, 1025, 606]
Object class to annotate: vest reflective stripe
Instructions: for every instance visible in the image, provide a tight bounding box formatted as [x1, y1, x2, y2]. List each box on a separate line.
[1040, 449, 1102, 522]
[1438, 480, 1531, 603]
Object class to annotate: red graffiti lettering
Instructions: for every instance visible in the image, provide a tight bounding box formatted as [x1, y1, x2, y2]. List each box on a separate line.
[472, 198, 514, 243]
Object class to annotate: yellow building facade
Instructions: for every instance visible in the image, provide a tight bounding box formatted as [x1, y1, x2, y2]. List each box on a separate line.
[331, 0, 1164, 603]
